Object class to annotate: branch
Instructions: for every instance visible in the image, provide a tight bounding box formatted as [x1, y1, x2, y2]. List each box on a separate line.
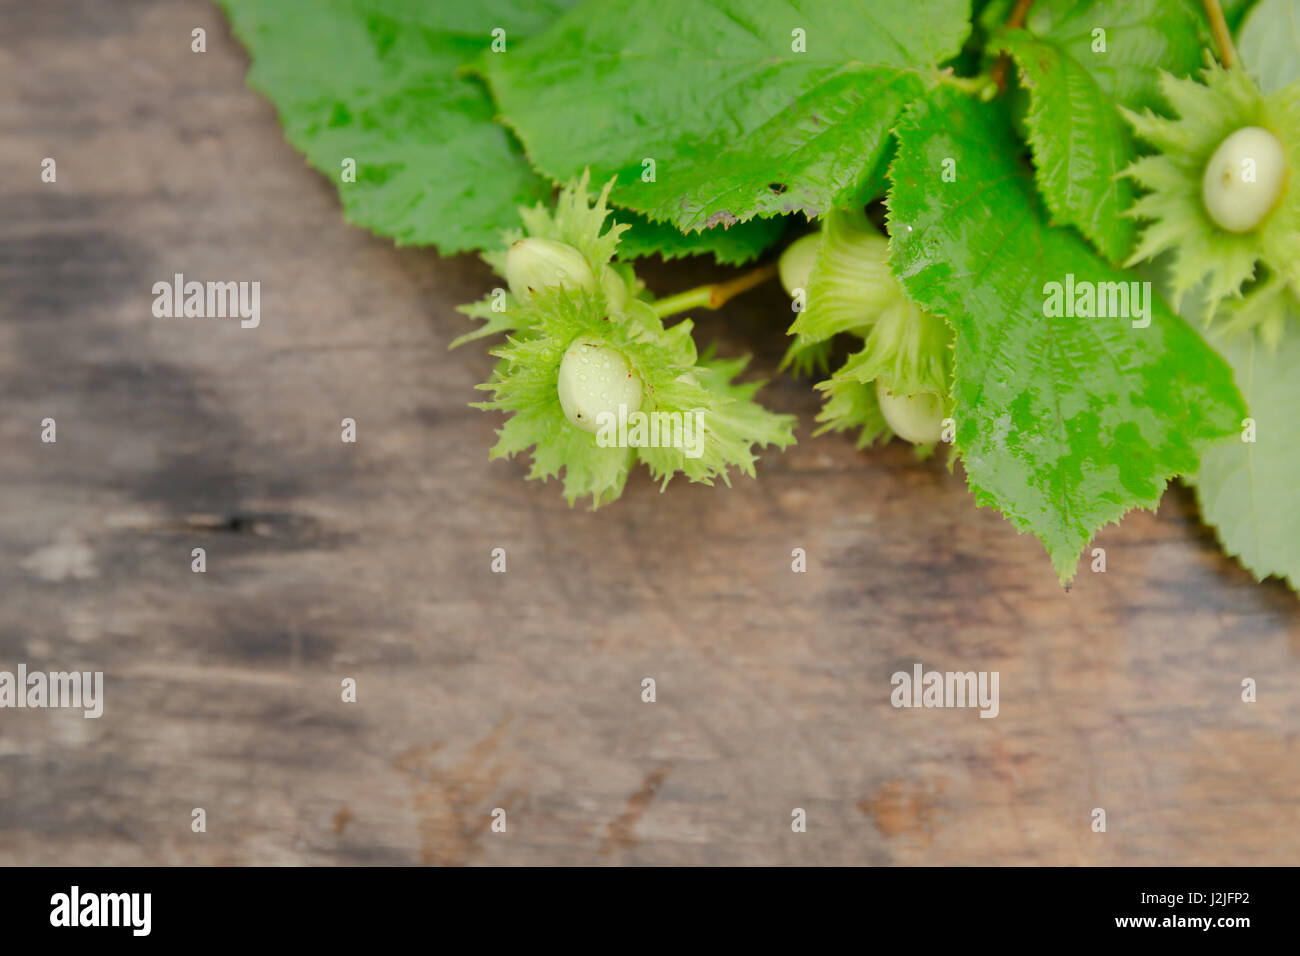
[1201, 0, 1237, 68]
[651, 262, 779, 318]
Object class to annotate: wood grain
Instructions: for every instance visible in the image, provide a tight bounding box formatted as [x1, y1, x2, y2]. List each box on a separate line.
[0, 0, 1296, 866]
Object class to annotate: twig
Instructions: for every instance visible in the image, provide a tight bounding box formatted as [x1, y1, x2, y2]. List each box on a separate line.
[651, 262, 779, 318]
[1201, 0, 1237, 68]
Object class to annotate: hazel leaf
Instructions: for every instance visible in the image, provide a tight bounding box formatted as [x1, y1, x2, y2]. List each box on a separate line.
[1237, 0, 1300, 94]
[219, 0, 578, 254]
[479, 0, 971, 232]
[997, 0, 1205, 263]
[614, 211, 789, 266]
[1193, 323, 1300, 592]
[887, 89, 1246, 583]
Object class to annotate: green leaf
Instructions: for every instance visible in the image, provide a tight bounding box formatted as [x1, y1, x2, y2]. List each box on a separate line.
[219, 0, 575, 254]
[997, 0, 1204, 263]
[613, 211, 789, 265]
[1238, 0, 1300, 93]
[1194, 326, 1300, 592]
[1221, 0, 1264, 32]
[887, 90, 1246, 582]
[480, 0, 971, 233]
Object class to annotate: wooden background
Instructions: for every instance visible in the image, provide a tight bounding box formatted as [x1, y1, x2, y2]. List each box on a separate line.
[1, 0, 1297, 866]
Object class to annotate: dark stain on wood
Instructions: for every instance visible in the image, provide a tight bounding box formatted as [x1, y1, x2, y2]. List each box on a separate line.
[598, 764, 672, 857]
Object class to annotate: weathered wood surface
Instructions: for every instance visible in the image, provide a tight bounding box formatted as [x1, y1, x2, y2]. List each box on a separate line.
[0, 0, 1297, 866]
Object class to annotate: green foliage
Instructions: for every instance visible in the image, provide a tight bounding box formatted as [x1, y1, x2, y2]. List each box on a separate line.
[614, 213, 789, 266]
[220, 0, 781, 262]
[219, 0, 574, 253]
[479, 0, 971, 231]
[1194, 321, 1300, 591]
[1175, 2, 1300, 592]
[222, 0, 1300, 592]
[888, 90, 1245, 582]
[1237, 0, 1300, 94]
[997, 0, 1205, 263]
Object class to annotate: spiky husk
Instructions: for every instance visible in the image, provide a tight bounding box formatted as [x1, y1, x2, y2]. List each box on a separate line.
[461, 173, 795, 507]
[786, 205, 953, 446]
[1122, 58, 1300, 338]
[453, 170, 640, 349]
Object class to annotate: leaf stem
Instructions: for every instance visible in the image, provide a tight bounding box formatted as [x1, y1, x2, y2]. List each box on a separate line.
[651, 262, 779, 318]
[990, 0, 1036, 94]
[936, 69, 997, 99]
[1201, 0, 1237, 68]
